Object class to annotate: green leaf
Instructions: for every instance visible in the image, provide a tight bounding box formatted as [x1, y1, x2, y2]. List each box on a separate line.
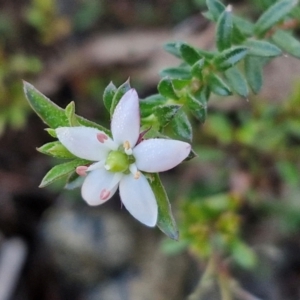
[231, 240, 257, 269]
[171, 79, 191, 90]
[153, 104, 181, 128]
[147, 173, 178, 240]
[171, 109, 193, 142]
[208, 74, 232, 96]
[158, 78, 179, 100]
[103, 81, 117, 112]
[233, 15, 254, 36]
[65, 102, 80, 126]
[180, 43, 202, 65]
[213, 46, 248, 70]
[254, 0, 298, 36]
[163, 41, 183, 58]
[245, 40, 282, 57]
[24, 81, 69, 128]
[186, 93, 207, 122]
[197, 48, 216, 59]
[140, 94, 167, 118]
[160, 67, 192, 80]
[110, 79, 131, 115]
[23, 81, 110, 134]
[191, 58, 205, 79]
[216, 7, 233, 51]
[272, 30, 300, 58]
[206, 0, 226, 22]
[225, 66, 249, 97]
[37, 141, 76, 159]
[244, 56, 264, 94]
[40, 158, 89, 187]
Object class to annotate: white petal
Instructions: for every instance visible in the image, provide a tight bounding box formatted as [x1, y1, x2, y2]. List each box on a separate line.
[111, 89, 140, 147]
[56, 127, 114, 161]
[119, 173, 157, 227]
[133, 139, 191, 172]
[81, 169, 121, 206]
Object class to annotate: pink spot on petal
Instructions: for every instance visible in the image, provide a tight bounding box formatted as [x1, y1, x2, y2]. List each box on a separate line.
[76, 166, 88, 176]
[97, 133, 108, 143]
[100, 189, 110, 201]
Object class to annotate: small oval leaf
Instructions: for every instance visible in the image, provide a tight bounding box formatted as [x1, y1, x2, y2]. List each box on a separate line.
[225, 66, 249, 98]
[245, 40, 282, 57]
[272, 30, 300, 58]
[158, 78, 179, 100]
[254, 0, 298, 36]
[244, 56, 264, 94]
[171, 109, 193, 142]
[208, 74, 232, 96]
[216, 6, 233, 51]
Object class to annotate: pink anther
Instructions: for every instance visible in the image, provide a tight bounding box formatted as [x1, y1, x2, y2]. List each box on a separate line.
[100, 189, 110, 201]
[97, 133, 108, 143]
[76, 166, 88, 176]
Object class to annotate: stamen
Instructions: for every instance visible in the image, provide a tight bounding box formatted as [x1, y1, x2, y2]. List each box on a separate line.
[134, 171, 141, 179]
[76, 166, 88, 176]
[123, 141, 132, 155]
[100, 189, 110, 201]
[123, 141, 130, 150]
[97, 133, 108, 143]
[129, 163, 140, 179]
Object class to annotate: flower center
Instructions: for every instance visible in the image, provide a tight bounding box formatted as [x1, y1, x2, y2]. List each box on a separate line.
[105, 150, 129, 173]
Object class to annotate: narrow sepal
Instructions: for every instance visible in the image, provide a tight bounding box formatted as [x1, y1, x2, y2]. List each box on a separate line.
[147, 173, 179, 240]
[39, 158, 89, 187]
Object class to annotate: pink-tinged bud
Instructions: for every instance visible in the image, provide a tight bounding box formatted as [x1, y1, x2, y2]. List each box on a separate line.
[97, 133, 108, 143]
[76, 166, 88, 176]
[100, 189, 110, 200]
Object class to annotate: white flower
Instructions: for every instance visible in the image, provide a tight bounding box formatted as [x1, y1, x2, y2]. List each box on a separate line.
[56, 89, 191, 227]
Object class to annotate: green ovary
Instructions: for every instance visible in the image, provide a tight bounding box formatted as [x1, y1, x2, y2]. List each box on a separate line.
[105, 150, 129, 173]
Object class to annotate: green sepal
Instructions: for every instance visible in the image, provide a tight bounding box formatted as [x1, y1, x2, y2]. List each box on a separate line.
[65, 102, 80, 126]
[140, 94, 167, 118]
[180, 43, 202, 66]
[65, 172, 84, 190]
[225, 66, 249, 98]
[272, 30, 300, 58]
[45, 128, 57, 138]
[254, 0, 298, 37]
[158, 77, 179, 100]
[23, 81, 110, 135]
[160, 67, 192, 80]
[39, 158, 90, 187]
[205, 0, 226, 22]
[163, 41, 183, 58]
[37, 141, 76, 159]
[216, 7, 233, 51]
[110, 79, 131, 116]
[245, 40, 282, 57]
[244, 56, 264, 94]
[171, 109, 193, 142]
[213, 46, 248, 71]
[186, 93, 207, 123]
[103, 81, 117, 112]
[191, 58, 205, 79]
[153, 104, 182, 128]
[147, 173, 179, 240]
[208, 74, 232, 96]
